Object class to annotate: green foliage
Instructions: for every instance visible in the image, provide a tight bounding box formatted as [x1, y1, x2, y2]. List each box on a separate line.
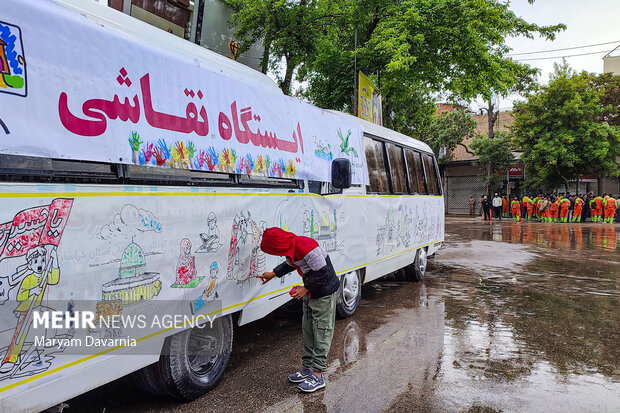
[227, 0, 564, 134]
[423, 108, 476, 162]
[471, 131, 514, 188]
[511, 64, 620, 189]
[225, 0, 325, 94]
[588, 72, 620, 128]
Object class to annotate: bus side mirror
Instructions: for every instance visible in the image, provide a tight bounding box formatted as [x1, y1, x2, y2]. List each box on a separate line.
[331, 158, 351, 189]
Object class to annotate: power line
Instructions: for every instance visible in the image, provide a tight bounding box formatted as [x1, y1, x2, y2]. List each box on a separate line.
[507, 40, 620, 56]
[514, 49, 613, 62]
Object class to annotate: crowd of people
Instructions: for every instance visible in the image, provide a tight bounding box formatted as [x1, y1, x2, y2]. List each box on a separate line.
[469, 193, 619, 224]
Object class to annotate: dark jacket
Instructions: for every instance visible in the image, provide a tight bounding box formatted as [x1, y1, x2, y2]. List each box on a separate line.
[274, 255, 340, 299]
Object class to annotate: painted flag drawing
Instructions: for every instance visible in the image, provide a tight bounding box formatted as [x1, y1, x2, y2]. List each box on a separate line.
[0, 198, 74, 261]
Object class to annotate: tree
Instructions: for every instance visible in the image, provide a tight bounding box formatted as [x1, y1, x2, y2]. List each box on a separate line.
[303, 0, 564, 135]
[225, 0, 326, 95]
[227, 0, 564, 133]
[588, 72, 620, 128]
[470, 131, 514, 192]
[511, 64, 620, 191]
[423, 108, 476, 163]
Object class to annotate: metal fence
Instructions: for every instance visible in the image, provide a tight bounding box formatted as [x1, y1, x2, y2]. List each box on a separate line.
[445, 175, 487, 215]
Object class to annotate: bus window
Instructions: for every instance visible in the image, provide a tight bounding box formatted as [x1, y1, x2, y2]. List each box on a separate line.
[404, 148, 427, 194]
[422, 153, 441, 195]
[386, 143, 407, 194]
[364, 137, 390, 193]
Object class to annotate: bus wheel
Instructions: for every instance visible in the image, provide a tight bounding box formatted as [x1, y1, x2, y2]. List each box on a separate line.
[407, 248, 428, 282]
[157, 314, 233, 401]
[336, 270, 361, 319]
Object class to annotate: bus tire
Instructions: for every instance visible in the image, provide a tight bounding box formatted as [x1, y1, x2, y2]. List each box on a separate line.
[131, 363, 168, 395]
[409, 248, 428, 282]
[157, 314, 233, 401]
[336, 270, 361, 319]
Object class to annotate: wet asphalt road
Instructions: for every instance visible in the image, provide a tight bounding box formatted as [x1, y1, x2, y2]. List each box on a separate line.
[68, 217, 620, 413]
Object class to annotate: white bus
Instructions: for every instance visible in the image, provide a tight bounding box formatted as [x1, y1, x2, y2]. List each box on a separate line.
[0, 1, 443, 411]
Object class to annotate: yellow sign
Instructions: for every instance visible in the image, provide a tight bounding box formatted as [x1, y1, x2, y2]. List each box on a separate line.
[357, 72, 382, 125]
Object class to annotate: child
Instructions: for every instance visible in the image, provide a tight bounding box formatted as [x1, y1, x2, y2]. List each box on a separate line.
[257, 227, 340, 393]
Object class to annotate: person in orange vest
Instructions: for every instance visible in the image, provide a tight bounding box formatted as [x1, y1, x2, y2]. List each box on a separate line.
[532, 194, 540, 220]
[502, 195, 509, 218]
[593, 194, 605, 223]
[511, 196, 521, 222]
[603, 194, 617, 223]
[526, 196, 534, 220]
[572, 195, 585, 222]
[549, 197, 559, 223]
[559, 196, 571, 223]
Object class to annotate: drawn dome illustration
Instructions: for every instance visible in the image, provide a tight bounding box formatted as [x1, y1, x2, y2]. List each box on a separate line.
[119, 242, 146, 278]
[102, 242, 161, 305]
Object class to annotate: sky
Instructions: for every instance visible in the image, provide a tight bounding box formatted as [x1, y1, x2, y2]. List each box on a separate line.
[490, 0, 620, 111]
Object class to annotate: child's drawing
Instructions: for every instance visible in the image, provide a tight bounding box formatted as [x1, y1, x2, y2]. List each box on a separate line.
[172, 239, 204, 288]
[226, 211, 266, 289]
[376, 205, 412, 256]
[196, 212, 223, 253]
[190, 261, 220, 314]
[101, 241, 161, 305]
[302, 208, 345, 261]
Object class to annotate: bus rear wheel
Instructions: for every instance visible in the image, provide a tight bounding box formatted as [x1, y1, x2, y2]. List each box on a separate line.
[137, 314, 233, 401]
[405, 248, 427, 282]
[336, 270, 361, 319]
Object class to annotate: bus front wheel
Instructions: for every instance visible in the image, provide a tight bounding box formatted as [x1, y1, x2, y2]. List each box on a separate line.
[136, 314, 233, 401]
[336, 270, 361, 319]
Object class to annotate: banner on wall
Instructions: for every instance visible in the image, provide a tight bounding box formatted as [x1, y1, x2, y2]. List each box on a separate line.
[357, 71, 382, 126]
[0, 0, 368, 185]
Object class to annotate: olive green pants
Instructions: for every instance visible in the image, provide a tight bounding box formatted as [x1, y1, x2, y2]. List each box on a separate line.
[301, 292, 337, 373]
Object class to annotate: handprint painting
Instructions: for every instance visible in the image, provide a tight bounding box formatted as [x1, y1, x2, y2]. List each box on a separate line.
[0, 21, 27, 97]
[127, 131, 300, 178]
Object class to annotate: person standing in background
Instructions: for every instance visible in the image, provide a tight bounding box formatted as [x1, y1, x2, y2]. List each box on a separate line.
[502, 195, 510, 218]
[511, 196, 521, 222]
[492, 193, 502, 220]
[572, 195, 584, 222]
[469, 195, 476, 216]
[478, 194, 484, 218]
[482, 196, 491, 221]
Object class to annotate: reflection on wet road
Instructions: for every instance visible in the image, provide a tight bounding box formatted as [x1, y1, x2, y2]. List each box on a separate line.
[69, 218, 620, 413]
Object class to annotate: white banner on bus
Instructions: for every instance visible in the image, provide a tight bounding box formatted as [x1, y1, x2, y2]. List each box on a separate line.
[0, 0, 368, 184]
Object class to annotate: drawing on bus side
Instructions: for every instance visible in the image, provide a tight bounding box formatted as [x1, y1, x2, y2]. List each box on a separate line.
[196, 212, 223, 253]
[337, 128, 358, 158]
[0, 199, 73, 380]
[190, 261, 220, 314]
[302, 208, 344, 262]
[226, 211, 266, 289]
[101, 241, 162, 305]
[313, 136, 333, 161]
[0, 21, 27, 97]
[376, 205, 413, 256]
[97, 204, 162, 241]
[89, 300, 123, 341]
[172, 238, 205, 288]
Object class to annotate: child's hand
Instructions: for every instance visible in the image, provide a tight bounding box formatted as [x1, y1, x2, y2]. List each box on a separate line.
[256, 272, 276, 284]
[291, 286, 309, 299]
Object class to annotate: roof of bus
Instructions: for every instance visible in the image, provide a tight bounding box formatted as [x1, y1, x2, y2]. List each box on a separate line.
[55, 0, 280, 92]
[327, 110, 434, 154]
